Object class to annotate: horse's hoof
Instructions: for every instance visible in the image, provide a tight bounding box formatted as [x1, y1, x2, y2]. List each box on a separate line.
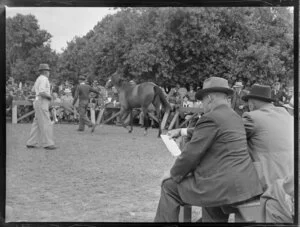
[128, 130, 132, 133]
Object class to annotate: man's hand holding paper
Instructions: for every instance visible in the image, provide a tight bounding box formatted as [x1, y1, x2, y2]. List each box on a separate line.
[167, 128, 182, 139]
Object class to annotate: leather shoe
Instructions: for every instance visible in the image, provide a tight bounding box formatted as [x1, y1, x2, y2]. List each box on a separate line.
[44, 145, 57, 150]
[26, 145, 37, 148]
[91, 123, 96, 133]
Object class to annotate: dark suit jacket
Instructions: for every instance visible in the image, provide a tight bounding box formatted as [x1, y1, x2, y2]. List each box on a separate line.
[231, 90, 248, 116]
[72, 83, 99, 105]
[271, 90, 288, 107]
[171, 104, 263, 207]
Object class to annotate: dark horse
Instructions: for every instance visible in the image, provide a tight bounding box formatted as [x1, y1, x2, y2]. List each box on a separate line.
[105, 71, 171, 137]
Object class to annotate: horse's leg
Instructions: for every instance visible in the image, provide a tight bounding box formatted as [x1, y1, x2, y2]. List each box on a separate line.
[128, 110, 133, 133]
[142, 107, 149, 136]
[120, 109, 131, 130]
[154, 104, 162, 138]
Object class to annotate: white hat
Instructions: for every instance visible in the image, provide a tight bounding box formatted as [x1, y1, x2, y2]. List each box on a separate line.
[233, 81, 243, 88]
[64, 88, 71, 93]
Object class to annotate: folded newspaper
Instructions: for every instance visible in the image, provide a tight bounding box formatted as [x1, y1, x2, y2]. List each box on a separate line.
[160, 134, 182, 156]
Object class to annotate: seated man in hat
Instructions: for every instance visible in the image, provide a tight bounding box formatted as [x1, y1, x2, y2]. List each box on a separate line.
[271, 82, 289, 107]
[231, 81, 248, 116]
[72, 75, 100, 132]
[154, 77, 263, 222]
[241, 84, 294, 222]
[61, 88, 74, 121]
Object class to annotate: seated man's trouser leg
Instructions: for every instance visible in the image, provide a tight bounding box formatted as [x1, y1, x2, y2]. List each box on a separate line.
[202, 207, 229, 222]
[154, 178, 185, 222]
[263, 198, 293, 223]
[154, 178, 235, 222]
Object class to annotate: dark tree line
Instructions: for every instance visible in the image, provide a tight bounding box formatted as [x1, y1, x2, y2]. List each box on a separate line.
[6, 7, 294, 88]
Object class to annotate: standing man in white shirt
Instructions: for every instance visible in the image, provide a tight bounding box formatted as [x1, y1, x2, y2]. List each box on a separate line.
[26, 63, 57, 150]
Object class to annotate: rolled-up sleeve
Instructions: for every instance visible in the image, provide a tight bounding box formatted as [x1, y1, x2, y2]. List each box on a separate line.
[170, 116, 218, 183]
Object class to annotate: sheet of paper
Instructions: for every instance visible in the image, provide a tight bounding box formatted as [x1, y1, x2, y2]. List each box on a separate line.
[160, 134, 182, 157]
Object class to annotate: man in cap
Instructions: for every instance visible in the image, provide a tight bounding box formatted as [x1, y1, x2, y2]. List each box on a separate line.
[231, 81, 248, 116]
[241, 84, 294, 222]
[26, 63, 57, 150]
[72, 75, 100, 132]
[154, 77, 263, 222]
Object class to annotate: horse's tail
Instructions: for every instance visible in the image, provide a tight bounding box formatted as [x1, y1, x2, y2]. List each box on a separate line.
[153, 86, 171, 112]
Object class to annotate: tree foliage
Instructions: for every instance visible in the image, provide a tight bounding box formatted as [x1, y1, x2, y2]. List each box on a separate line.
[6, 14, 58, 82]
[7, 8, 293, 88]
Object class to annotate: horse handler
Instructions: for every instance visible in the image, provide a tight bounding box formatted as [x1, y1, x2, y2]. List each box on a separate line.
[72, 75, 99, 132]
[154, 77, 263, 222]
[26, 63, 57, 150]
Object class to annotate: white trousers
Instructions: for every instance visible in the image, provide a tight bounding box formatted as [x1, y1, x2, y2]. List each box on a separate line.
[26, 98, 55, 147]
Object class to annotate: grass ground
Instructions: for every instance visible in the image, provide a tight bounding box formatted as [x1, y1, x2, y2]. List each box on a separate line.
[6, 123, 202, 222]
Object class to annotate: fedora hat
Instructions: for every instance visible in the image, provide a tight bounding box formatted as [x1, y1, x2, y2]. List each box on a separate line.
[38, 63, 50, 71]
[233, 81, 243, 88]
[195, 77, 233, 100]
[242, 84, 275, 102]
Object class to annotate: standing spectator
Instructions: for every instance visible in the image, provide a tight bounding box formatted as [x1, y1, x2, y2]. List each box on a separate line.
[231, 81, 248, 116]
[26, 63, 57, 150]
[186, 84, 196, 102]
[271, 82, 288, 107]
[72, 75, 100, 132]
[177, 83, 187, 99]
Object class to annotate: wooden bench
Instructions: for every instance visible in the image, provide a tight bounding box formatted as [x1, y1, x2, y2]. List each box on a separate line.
[179, 199, 261, 222]
[167, 106, 203, 130]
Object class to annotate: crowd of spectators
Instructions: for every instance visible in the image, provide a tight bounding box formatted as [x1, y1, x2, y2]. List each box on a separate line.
[6, 77, 294, 126]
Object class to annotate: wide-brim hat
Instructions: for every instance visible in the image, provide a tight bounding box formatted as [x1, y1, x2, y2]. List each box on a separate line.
[38, 63, 50, 71]
[64, 88, 71, 93]
[242, 84, 275, 102]
[195, 77, 234, 100]
[233, 81, 243, 88]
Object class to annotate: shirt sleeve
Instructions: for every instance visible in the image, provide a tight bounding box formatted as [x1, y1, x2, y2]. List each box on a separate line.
[37, 76, 50, 95]
[170, 116, 218, 183]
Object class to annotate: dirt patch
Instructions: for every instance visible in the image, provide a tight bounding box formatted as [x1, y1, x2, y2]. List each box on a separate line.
[6, 123, 182, 222]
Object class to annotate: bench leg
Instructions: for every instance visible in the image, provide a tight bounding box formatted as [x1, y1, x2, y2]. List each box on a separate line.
[179, 206, 192, 222]
[234, 212, 245, 222]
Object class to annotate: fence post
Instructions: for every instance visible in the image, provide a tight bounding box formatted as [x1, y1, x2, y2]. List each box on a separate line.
[12, 101, 17, 124]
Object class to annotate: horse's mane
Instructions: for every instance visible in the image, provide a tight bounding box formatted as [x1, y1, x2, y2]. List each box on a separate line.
[111, 72, 133, 89]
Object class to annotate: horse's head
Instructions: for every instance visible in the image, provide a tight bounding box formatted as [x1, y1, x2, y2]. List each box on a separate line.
[105, 70, 124, 89]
